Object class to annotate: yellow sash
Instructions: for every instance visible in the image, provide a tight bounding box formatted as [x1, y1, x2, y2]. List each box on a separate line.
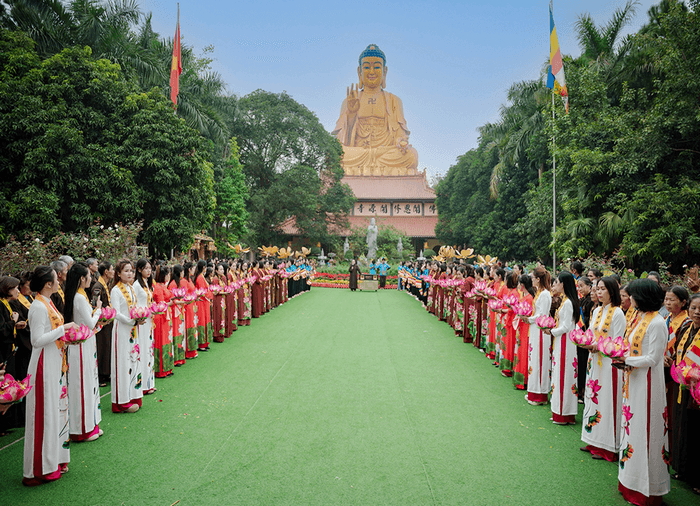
[625, 311, 657, 357]
[141, 280, 153, 305]
[625, 307, 637, 326]
[675, 324, 700, 367]
[36, 294, 67, 373]
[592, 304, 617, 367]
[117, 282, 134, 309]
[57, 284, 65, 304]
[98, 276, 111, 305]
[666, 311, 689, 353]
[1, 298, 16, 341]
[18, 293, 32, 311]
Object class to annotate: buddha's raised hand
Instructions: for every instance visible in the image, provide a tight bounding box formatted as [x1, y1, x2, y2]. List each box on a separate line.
[346, 83, 360, 115]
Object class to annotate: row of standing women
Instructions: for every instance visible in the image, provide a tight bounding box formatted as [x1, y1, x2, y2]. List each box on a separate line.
[401, 261, 696, 506]
[3, 256, 310, 486]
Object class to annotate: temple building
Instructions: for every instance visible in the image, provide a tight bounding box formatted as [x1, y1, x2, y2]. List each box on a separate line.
[279, 44, 439, 254]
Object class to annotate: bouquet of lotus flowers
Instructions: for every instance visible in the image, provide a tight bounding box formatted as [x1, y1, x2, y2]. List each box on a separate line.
[171, 287, 187, 299]
[195, 288, 207, 299]
[97, 306, 116, 326]
[209, 284, 223, 295]
[0, 373, 32, 405]
[247, 276, 257, 284]
[692, 381, 700, 404]
[464, 289, 477, 300]
[569, 327, 596, 347]
[488, 299, 504, 311]
[263, 275, 273, 282]
[483, 287, 497, 299]
[535, 315, 556, 330]
[62, 324, 92, 345]
[150, 302, 168, 315]
[597, 335, 629, 359]
[473, 280, 488, 292]
[671, 361, 700, 388]
[130, 306, 151, 323]
[183, 293, 197, 304]
[514, 301, 533, 317]
[502, 294, 520, 307]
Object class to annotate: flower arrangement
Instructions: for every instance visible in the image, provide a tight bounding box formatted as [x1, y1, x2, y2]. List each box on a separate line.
[488, 299, 503, 311]
[502, 294, 520, 307]
[473, 281, 488, 292]
[170, 287, 187, 299]
[62, 324, 92, 344]
[483, 287, 497, 299]
[513, 302, 533, 317]
[97, 306, 116, 326]
[569, 327, 596, 347]
[670, 361, 700, 388]
[464, 289, 477, 300]
[597, 335, 629, 359]
[209, 284, 223, 295]
[195, 288, 207, 299]
[150, 302, 168, 315]
[535, 315, 556, 330]
[130, 306, 151, 321]
[0, 373, 32, 405]
[692, 381, 700, 404]
[183, 293, 197, 304]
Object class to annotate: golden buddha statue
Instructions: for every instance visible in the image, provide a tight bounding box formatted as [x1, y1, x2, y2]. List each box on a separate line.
[332, 44, 419, 176]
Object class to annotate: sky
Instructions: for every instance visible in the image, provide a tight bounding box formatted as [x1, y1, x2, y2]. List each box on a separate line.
[138, 0, 660, 181]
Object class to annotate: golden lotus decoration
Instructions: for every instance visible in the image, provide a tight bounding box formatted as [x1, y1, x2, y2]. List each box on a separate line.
[228, 243, 250, 255]
[277, 247, 293, 259]
[455, 248, 476, 260]
[477, 254, 498, 266]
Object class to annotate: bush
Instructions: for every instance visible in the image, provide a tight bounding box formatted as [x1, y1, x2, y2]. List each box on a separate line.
[424, 249, 435, 258]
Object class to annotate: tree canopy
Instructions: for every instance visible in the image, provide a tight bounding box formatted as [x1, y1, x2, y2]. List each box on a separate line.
[436, 0, 700, 272]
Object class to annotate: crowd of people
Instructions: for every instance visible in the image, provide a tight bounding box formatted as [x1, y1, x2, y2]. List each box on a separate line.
[0, 254, 314, 486]
[398, 259, 699, 506]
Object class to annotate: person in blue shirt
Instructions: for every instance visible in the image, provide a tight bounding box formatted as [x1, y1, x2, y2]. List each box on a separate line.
[369, 259, 377, 276]
[377, 257, 390, 288]
[397, 262, 405, 290]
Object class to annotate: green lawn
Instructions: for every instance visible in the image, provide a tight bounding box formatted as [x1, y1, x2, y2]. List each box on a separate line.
[1, 288, 697, 505]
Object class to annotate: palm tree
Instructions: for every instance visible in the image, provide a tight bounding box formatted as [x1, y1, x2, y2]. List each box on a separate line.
[480, 79, 549, 198]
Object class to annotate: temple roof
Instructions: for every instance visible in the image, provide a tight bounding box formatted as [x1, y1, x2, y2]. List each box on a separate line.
[342, 174, 436, 201]
[278, 214, 437, 238]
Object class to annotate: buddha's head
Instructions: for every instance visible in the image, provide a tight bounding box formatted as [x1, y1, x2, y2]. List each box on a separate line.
[358, 44, 387, 90]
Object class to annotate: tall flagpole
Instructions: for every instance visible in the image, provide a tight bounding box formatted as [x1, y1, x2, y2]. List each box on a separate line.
[552, 92, 556, 273]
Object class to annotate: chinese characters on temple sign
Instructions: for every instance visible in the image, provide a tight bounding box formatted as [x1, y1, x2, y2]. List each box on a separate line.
[353, 202, 428, 216]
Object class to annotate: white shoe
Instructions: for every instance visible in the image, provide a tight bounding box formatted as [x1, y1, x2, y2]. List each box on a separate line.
[126, 404, 140, 413]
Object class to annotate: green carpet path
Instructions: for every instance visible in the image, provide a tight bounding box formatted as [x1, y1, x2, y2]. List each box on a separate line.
[1, 288, 699, 505]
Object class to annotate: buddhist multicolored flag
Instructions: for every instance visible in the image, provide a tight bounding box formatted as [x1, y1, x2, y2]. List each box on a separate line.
[170, 11, 182, 106]
[546, 2, 569, 112]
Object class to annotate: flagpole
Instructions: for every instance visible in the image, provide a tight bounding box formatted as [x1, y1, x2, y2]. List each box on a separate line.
[552, 92, 556, 273]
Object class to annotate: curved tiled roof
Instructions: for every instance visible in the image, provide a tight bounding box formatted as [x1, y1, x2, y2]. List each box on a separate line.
[342, 174, 436, 200]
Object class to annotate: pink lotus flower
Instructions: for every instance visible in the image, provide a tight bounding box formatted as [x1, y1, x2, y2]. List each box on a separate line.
[692, 381, 700, 404]
[474, 281, 488, 292]
[171, 287, 187, 299]
[150, 302, 168, 315]
[670, 361, 686, 385]
[514, 302, 533, 317]
[570, 328, 596, 346]
[210, 284, 223, 295]
[483, 287, 497, 299]
[0, 373, 32, 404]
[195, 288, 207, 298]
[535, 315, 556, 329]
[97, 306, 116, 325]
[622, 405, 633, 435]
[488, 299, 503, 311]
[503, 294, 519, 307]
[683, 363, 700, 383]
[587, 379, 601, 404]
[62, 324, 92, 344]
[183, 294, 197, 304]
[130, 307, 151, 320]
[597, 335, 629, 359]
